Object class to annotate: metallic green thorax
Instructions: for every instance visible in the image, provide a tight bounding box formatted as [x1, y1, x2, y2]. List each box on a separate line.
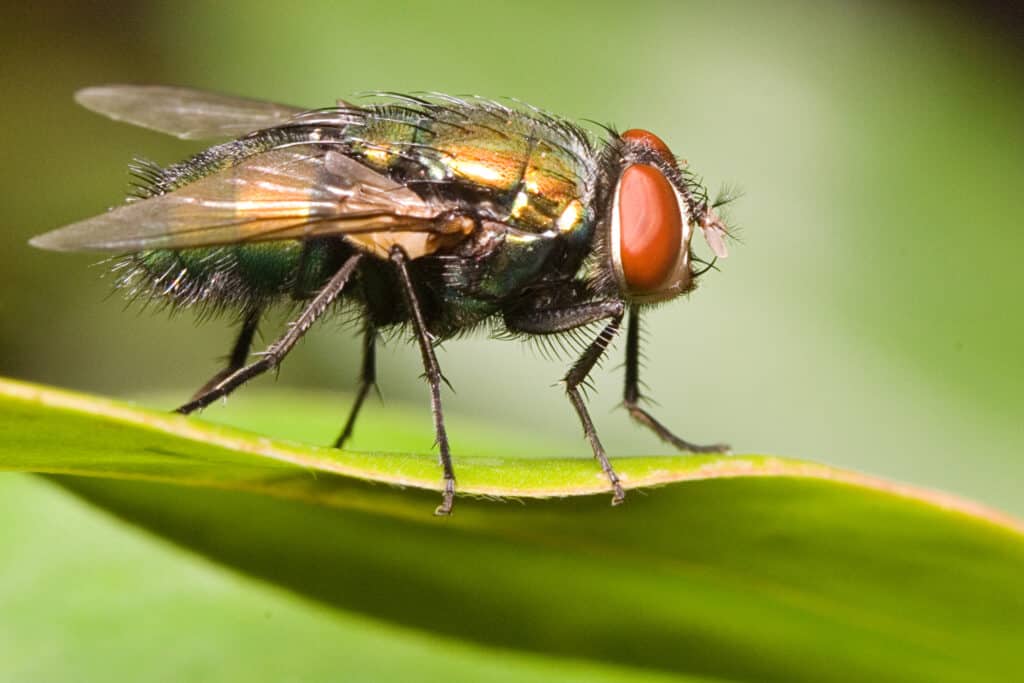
[350, 103, 593, 235]
[347, 101, 599, 331]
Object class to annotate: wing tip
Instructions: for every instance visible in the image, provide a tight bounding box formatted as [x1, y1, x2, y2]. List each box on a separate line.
[29, 229, 80, 252]
[29, 235, 61, 252]
[29, 220, 122, 253]
[75, 84, 174, 116]
[75, 84, 114, 104]
[74, 84, 135, 115]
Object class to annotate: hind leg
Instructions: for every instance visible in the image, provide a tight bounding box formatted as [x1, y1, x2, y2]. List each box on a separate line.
[188, 307, 261, 401]
[176, 253, 363, 414]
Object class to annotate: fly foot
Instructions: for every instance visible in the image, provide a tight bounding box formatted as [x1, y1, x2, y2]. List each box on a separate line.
[611, 481, 626, 506]
[435, 477, 455, 516]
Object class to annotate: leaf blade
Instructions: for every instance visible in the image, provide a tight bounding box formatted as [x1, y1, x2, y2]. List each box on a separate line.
[2, 376, 1022, 683]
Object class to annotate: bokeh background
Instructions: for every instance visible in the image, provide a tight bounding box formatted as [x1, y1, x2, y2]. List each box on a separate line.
[1, 1, 1022, 681]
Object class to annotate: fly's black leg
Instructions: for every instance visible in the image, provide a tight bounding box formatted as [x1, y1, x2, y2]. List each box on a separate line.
[389, 246, 456, 516]
[189, 307, 261, 401]
[563, 312, 626, 504]
[624, 306, 729, 453]
[333, 325, 377, 448]
[176, 253, 363, 415]
[505, 300, 627, 504]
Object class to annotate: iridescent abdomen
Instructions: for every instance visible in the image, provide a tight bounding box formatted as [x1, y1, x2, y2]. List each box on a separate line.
[117, 238, 349, 311]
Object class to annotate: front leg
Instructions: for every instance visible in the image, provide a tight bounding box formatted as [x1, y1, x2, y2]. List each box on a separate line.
[506, 300, 627, 505]
[624, 306, 729, 453]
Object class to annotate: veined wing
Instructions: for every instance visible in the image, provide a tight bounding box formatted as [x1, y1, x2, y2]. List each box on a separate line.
[30, 146, 470, 258]
[75, 85, 308, 140]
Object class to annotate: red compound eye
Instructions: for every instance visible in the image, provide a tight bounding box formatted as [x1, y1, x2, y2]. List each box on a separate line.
[621, 128, 674, 163]
[617, 164, 683, 294]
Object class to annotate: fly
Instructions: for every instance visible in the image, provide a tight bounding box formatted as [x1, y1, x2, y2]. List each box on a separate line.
[31, 85, 735, 515]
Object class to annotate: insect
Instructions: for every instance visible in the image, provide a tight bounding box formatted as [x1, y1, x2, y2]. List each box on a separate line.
[31, 85, 734, 515]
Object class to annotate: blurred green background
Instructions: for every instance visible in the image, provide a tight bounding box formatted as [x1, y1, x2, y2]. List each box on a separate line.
[1, 1, 1022, 680]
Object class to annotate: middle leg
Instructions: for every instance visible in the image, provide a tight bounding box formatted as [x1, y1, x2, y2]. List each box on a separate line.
[334, 325, 377, 449]
[389, 246, 456, 516]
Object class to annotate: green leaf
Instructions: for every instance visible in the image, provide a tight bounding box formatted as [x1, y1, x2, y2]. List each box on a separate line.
[3, 476, 699, 683]
[1, 376, 1021, 683]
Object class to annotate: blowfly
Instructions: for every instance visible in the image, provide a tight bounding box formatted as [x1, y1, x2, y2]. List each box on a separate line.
[31, 85, 734, 515]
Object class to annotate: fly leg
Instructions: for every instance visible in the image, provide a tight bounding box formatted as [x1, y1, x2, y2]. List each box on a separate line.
[188, 307, 261, 401]
[176, 253, 363, 414]
[624, 306, 729, 453]
[389, 246, 456, 516]
[505, 301, 627, 505]
[333, 326, 377, 448]
[290, 239, 377, 449]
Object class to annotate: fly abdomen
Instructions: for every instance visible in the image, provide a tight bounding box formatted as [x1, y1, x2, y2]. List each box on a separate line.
[113, 238, 349, 314]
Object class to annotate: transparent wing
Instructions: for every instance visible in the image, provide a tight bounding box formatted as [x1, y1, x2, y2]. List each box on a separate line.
[31, 146, 463, 258]
[75, 85, 308, 139]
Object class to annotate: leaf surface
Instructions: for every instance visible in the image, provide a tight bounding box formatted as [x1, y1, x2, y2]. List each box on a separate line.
[1, 377, 1021, 683]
